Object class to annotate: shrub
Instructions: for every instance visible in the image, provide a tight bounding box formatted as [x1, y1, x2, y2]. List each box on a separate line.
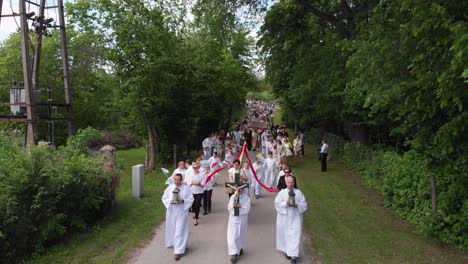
[0, 130, 115, 263]
[304, 129, 468, 249]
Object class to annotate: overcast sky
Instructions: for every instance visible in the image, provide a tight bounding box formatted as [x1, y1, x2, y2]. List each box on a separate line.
[0, 0, 75, 42]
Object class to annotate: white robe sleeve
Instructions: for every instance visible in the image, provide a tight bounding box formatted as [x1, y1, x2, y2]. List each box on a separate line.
[296, 190, 308, 214]
[228, 194, 235, 213]
[239, 195, 251, 216]
[274, 190, 288, 215]
[162, 185, 174, 209]
[228, 194, 251, 216]
[182, 185, 194, 211]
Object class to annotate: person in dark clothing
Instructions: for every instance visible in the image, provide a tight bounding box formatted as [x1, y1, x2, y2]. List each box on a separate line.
[277, 169, 297, 190]
[320, 139, 329, 172]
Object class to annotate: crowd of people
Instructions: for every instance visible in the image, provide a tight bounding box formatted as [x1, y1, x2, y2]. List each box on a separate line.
[162, 99, 311, 264]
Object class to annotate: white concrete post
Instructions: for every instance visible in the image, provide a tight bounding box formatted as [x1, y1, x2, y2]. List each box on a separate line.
[132, 164, 144, 198]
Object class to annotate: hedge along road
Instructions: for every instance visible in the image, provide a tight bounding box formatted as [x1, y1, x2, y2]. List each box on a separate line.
[128, 149, 316, 264]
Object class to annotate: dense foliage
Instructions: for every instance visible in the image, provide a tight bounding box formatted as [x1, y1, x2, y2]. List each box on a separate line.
[0, 129, 116, 263]
[307, 128, 468, 249]
[261, 0, 467, 249]
[0, 0, 258, 169]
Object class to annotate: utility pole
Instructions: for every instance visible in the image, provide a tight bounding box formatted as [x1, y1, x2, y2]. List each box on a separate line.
[19, 0, 37, 146]
[0, 0, 75, 145]
[32, 0, 47, 92]
[58, 0, 75, 136]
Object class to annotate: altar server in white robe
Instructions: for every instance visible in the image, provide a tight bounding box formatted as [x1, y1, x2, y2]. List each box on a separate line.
[264, 150, 279, 188]
[227, 188, 251, 264]
[252, 156, 265, 199]
[162, 174, 194, 261]
[274, 177, 307, 264]
[202, 136, 212, 159]
[208, 151, 221, 185]
[165, 161, 187, 185]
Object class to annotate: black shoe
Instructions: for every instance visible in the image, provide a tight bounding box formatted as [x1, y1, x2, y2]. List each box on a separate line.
[285, 254, 291, 260]
[203, 211, 208, 216]
[290, 258, 297, 264]
[239, 248, 243, 256]
[230, 255, 237, 263]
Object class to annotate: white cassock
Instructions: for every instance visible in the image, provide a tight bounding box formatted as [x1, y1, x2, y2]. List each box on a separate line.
[165, 168, 187, 185]
[227, 193, 251, 256]
[253, 161, 264, 196]
[274, 188, 307, 258]
[264, 157, 278, 187]
[202, 137, 211, 158]
[241, 167, 254, 197]
[162, 184, 194, 254]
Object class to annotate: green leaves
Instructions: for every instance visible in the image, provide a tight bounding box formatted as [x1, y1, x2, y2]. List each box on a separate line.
[0, 131, 115, 262]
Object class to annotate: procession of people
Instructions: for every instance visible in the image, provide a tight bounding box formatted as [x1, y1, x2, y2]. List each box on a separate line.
[161, 99, 312, 263]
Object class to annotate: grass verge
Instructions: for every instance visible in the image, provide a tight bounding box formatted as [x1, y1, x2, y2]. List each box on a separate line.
[26, 148, 168, 264]
[292, 144, 468, 264]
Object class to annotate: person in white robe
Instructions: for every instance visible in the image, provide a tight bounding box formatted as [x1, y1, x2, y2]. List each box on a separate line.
[208, 152, 221, 185]
[264, 151, 279, 188]
[283, 138, 293, 157]
[241, 162, 254, 198]
[227, 159, 241, 199]
[227, 188, 251, 264]
[252, 156, 265, 199]
[224, 146, 235, 164]
[165, 161, 187, 185]
[202, 136, 211, 159]
[274, 177, 307, 264]
[162, 174, 194, 261]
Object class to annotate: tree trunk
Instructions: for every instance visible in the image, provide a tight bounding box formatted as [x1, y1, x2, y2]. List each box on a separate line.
[431, 175, 437, 211]
[145, 116, 158, 172]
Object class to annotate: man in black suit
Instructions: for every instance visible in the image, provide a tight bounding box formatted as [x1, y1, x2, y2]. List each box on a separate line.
[277, 169, 297, 190]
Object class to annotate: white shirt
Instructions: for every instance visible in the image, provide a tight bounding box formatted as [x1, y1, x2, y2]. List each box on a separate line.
[186, 171, 205, 194]
[321, 143, 329, 154]
[228, 167, 240, 182]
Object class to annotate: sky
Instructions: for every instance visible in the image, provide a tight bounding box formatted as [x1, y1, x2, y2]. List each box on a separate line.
[0, 0, 73, 42]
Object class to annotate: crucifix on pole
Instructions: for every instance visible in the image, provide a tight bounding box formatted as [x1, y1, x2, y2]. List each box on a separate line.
[225, 172, 249, 216]
[225, 143, 249, 216]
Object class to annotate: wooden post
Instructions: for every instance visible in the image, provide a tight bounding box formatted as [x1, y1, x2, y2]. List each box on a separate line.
[58, 0, 75, 136]
[19, 0, 36, 146]
[431, 175, 437, 211]
[0, 0, 3, 25]
[32, 0, 46, 93]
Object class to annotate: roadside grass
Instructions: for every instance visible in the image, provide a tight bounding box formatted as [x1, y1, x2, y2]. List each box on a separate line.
[292, 144, 468, 264]
[26, 148, 168, 264]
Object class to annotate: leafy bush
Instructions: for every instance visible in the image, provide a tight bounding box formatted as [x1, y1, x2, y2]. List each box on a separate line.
[0, 130, 116, 263]
[305, 128, 467, 249]
[67, 127, 105, 153]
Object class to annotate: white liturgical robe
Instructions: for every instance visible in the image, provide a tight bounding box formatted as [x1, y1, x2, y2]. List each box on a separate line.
[274, 188, 307, 258]
[162, 184, 194, 254]
[227, 193, 251, 256]
[264, 156, 278, 187]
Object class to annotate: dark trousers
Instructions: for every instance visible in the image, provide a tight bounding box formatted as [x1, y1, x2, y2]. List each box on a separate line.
[203, 189, 213, 212]
[193, 193, 203, 219]
[320, 153, 328, 171]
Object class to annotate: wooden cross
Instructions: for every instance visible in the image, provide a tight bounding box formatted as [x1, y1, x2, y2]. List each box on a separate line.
[225, 172, 249, 216]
